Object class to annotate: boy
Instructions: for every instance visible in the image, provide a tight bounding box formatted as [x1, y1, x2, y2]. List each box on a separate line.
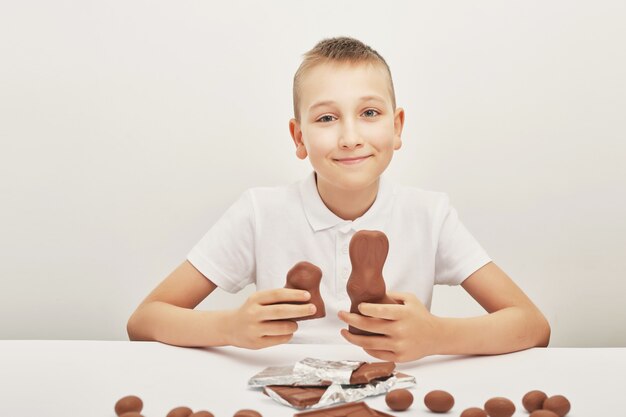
[127, 37, 550, 362]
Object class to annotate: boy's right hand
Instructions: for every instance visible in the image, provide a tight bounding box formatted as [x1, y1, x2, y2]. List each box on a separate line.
[226, 288, 315, 349]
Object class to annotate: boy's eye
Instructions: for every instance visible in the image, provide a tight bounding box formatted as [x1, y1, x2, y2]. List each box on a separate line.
[362, 109, 380, 117]
[317, 115, 336, 123]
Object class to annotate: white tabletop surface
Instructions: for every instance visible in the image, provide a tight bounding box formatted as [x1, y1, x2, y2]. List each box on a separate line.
[0, 341, 623, 416]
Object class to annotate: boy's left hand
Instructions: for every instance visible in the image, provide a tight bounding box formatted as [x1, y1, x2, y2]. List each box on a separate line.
[338, 291, 438, 363]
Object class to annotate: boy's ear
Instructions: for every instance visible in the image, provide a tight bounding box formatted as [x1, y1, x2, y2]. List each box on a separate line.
[289, 118, 308, 160]
[393, 108, 405, 150]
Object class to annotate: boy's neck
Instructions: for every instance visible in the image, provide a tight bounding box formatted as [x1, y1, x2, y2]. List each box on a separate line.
[315, 174, 379, 221]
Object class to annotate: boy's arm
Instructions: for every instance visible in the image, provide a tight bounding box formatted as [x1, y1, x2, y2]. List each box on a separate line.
[127, 261, 315, 348]
[338, 262, 551, 362]
[437, 261, 551, 354]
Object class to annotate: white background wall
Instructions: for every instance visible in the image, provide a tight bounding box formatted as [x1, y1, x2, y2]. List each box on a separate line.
[1, 1, 625, 346]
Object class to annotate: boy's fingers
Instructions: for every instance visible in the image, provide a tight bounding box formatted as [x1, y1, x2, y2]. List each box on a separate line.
[252, 288, 310, 305]
[338, 311, 389, 334]
[259, 303, 316, 321]
[386, 291, 419, 305]
[357, 303, 405, 320]
[257, 334, 293, 349]
[363, 348, 397, 362]
[339, 328, 394, 351]
[260, 320, 298, 336]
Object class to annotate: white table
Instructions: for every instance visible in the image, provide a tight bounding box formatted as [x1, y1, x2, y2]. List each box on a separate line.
[0, 341, 623, 416]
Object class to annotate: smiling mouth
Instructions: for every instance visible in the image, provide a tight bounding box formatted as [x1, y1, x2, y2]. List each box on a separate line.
[334, 155, 372, 165]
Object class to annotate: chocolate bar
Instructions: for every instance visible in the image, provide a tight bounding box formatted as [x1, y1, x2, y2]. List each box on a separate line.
[293, 401, 379, 416]
[349, 362, 395, 384]
[292, 401, 396, 416]
[265, 386, 328, 408]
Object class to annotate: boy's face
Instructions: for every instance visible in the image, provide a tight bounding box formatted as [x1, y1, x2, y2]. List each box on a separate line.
[289, 61, 404, 194]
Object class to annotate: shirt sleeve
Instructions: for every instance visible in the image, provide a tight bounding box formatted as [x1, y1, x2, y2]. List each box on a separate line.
[187, 190, 256, 293]
[434, 195, 491, 285]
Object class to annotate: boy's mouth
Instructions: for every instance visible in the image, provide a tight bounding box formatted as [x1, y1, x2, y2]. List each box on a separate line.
[333, 155, 372, 165]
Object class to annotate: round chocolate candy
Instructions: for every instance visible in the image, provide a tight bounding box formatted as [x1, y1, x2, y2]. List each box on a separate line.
[523, 390, 548, 412]
[484, 397, 515, 417]
[189, 412, 214, 417]
[119, 413, 143, 417]
[233, 410, 262, 417]
[115, 395, 143, 416]
[167, 406, 193, 417]
[385, 388, 413, 411]
[424, 390, 454, 413]
[530, 410, 559, 417]
[460, 407, 488, 417]
[543, 395, 571, 417]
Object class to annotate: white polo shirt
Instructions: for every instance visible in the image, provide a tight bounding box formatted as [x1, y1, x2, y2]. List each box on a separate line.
[187, 172, 491, 344]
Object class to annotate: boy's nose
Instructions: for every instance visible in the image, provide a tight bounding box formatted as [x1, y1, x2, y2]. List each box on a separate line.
[338, 122, 364, 149]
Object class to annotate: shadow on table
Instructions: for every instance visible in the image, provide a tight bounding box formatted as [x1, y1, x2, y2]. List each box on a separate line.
[189, 346, 500, 373]
[188, 345, 276, 367]
[397, 353, 497, 373]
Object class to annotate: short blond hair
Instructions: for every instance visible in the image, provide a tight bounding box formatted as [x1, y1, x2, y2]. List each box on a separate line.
[293, 37, 396, 120]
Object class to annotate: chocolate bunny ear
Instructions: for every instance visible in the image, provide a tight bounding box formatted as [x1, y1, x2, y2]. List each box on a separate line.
[285, 261, 326, 321]
[347, 230, 397, 336]
[349, 230, 389, 271]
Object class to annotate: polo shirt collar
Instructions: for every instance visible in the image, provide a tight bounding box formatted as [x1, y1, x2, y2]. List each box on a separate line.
[298, 171, 395, 233]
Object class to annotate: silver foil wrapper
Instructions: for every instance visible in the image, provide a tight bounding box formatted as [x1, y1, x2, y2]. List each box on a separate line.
[248, 358, 363, 387]
[248, 358, 416, 410]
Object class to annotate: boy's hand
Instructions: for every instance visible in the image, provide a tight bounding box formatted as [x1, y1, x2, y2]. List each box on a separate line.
[338, 291, 439, 362]
[227, 288, 315, 349]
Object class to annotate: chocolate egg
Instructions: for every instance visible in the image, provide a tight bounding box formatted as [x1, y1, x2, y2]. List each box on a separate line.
[233, 410, 262, 417]
[385, 389, 413, 411]
[543, 395, 571, 417]
[460, 407, 488, 417]
[119, 413, 143, 417]
[115, 395, 143, 416]
[484, 397, 515, 417]
[530, 410, 559, 417]
[189, 412, 214, 417]
[167, 407, 193, 417]
[424, 390, 454, 413]
[523, 390, 548, 412]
